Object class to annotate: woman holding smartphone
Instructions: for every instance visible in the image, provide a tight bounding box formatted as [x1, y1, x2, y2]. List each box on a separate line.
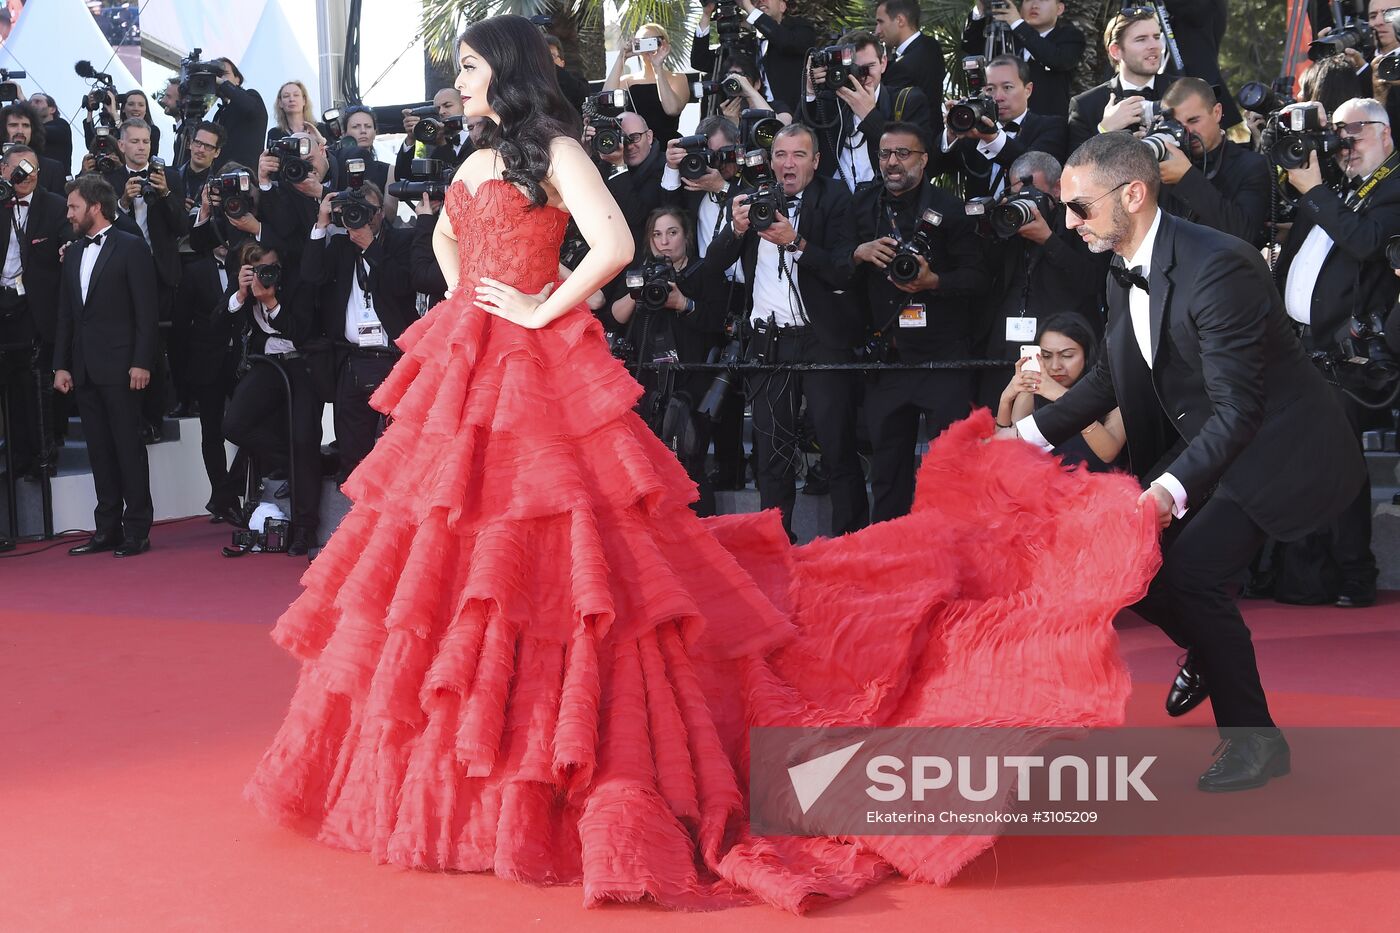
[601, 23, 690, 143]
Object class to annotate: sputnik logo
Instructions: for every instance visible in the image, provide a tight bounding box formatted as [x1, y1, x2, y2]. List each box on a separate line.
[787, 741, 865, 814]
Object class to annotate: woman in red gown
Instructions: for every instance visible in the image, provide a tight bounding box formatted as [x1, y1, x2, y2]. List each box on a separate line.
[244, 15, 1160, 912]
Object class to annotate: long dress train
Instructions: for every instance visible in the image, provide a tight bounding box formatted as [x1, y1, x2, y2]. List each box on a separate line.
[244, 178, 1161, 912]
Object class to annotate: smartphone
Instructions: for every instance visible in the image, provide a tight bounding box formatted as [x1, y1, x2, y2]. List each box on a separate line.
[632, 36, 661, 54]
[1020, 345, 1043, 374]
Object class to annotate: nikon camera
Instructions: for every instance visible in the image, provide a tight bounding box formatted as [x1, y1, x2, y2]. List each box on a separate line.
[267, 135, 314, 184]
[582, 89, 627, 157]
[673, 134, 739, 181]
[1269, 104, 1350, 172]
[888, 208, 944, 285]
[966, 178, 1055, 239]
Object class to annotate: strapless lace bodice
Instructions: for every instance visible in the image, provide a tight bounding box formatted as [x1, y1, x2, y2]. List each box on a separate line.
[445, 178, 570, 296]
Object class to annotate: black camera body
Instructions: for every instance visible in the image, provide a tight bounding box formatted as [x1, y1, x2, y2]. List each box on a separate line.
[1142, 110, 1191, 162]
[740, 108, 783, 151]
[178, 48, 223, 119]
[215, 170, 253, 219]
[693, 74, 747, 100]
[947, 94, 998, 135]
[675, 134, 737, 180]
[1237, 76, 1295, 116]
[1308, 1, 1375, 61]
[1343, 310, 1399, 392]
[888, 208, 944, 284]
[965, 178, 1055, 239]
[747, 181, 786, 232]
[386, 157, 454, 202]
[583, 89, 628, 157]
[810, 44, 859, 93]
[627, 257, 677, 312]
[330, 159, 375, 230]
[0, 157, 34, 203]
[75, 60, 117, 123]
[134, 159, 165, 201]
[409, 105, 465, 147]
[254, 262, 282, 290]
[89, 125, 123, 174]
[228, 519, 290, 555]
[1269, 105, 1350, 172]
[0, 67, 24, 103]
[268, 135, 313, 185]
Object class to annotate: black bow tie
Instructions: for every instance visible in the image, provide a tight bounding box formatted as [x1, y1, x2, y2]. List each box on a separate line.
[1110, 262, 1149, 293]
[129, 167, 149, 177]
[82, 233, 106, 249]
[1003, 120, 1021, 132]
[11, 199, 27, 207]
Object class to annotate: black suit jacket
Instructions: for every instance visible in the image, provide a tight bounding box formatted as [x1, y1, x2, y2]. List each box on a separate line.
[226, 278, 317, 356]
[35, 156, 67, 197]
[812, 85, 932, 187]
[606, 143, 668, 252]
[934, 110, 1067, 199]
[960, 17, 1086, 119]
[213, 82, 269, 173]
[104, 165, 186, 289]
[1160, 139, 1271, 247]
[1273, 169, 1400, 351]
[705, 172, 860, 352]
[1067, 75, 1177, 154]
[882, 31, 946, 139]
[0, 189, 72, 344]
[1033, 212, 1363, 541]
[750, 13, 817, 119]
[43, 118, 74, 171]
[1163, 0, 1239, 127]
[53, 227, 159, 386]
[301, 221, 418, 347]
[410, 211, 448, 305]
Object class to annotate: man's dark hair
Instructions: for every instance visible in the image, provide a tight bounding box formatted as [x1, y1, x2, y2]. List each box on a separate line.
[211, 57, 245, 85]
[697, 115, 740, 144]
[880, 120, 930, 154]
[1103, 9, 1158, 60]
[878, 0, 921, 29]
[987, 54, 1033, 86]
[1162, 76, 1219, 112]
[195, 120, 227, 150]
[772, 122, 818, 152]
[724, 55, 763, 87]
[1, 101, 45, 155]
[66, 175, 119, 221]
[841, 30, 885, 58]
[1065, 130, 1160, 200]
[359, 180, 385, 206]
[37, 93, 58, 114]
[544, 35, 563, 54]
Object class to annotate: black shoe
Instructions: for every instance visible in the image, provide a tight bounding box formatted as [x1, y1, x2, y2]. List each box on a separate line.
[113, 537, 151, 557]
[1336, 580, 1377, 608]
[139, 423, 159, 444]
[708, 468, 746, 492]
[1166, 653, 1208, 718]
[1198, 731, 1291, 792]
[0, 536, 15, 553]
[210, 504, 245, 527]
[287, 528, 315, 556]
[801, 471, 830, 496]
[1240, 570, 1276, 600]
[69, 535, 119, 555]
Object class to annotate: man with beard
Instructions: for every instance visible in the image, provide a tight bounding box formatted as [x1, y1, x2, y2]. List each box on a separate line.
[998, 132, 1364, 792]
[1067, 9, 1175, 152]
[2, 102, 67, 196]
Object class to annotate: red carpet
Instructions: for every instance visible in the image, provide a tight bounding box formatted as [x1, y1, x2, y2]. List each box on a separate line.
[2, 519, 1398, 931]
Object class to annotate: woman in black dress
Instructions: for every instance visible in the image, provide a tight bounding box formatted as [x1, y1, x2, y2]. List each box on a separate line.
[602, 23, 691, 143]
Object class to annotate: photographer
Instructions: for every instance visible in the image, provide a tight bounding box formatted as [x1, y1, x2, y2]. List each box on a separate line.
[0, 146, 70, 483]
[728, 1, 818, 114]
[1367, 0, 1400, 126]
[221, 242, 321, 556]
[209, 57, 270, 171]
[714, 57, 795, 125]
[705, 123, 868, 540]
[1067, 8, 1174, 153]
[83, 89, 161, 163]
[267, 80, 316, 143]
[3, 102, 67, 196]
[1155, 77, 1271, 246]
[395, 89, 473, 184]
[304, 181, 416, 483]
[106, 118, 186, 440]
[607, 208, 728, 515]
[409, 192, 449, 305]
[29, 93, 72, 171]
[875, 1, 946, 137]
[852, 122, 987, 522]
[935, 55, 1067, 199]
[339, 106, 390, 191]
[977, 151, 1108, 407]
[1274, 98, 1400, 609]
[603, 112, 669, 251]
[257, 130, 332, 273]
[804, 31, 932, 194]
[961, 0, 1086, 119]
[603, 24, 691, 144]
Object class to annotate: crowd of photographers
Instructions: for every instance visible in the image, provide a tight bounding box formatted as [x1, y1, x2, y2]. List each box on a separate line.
[0, 1, 1396, 604]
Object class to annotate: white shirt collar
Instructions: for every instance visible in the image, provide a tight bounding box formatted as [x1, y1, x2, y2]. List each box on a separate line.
[89, 223, 114, 239]
[1118, 74, 1156, 94]
[895, 32, 919, 57]
[1124, 208, 1163, 273]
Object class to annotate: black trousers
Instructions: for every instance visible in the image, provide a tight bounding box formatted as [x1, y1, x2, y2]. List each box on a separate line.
[0, 339, 41, 472]
[1130, 494, 1274, 730]
[745, 326, 868, 539]
[1329, 389, 1378, 587]
[74, 380, 153, 541]
[224, 356, 324, 534]
[140, 285, 177, 428]
[334, 350, 397, 482]
[190, 369, 239, 512]
[864, 365, 974, 523]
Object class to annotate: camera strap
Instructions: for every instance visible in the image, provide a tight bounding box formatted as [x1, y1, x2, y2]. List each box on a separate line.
[353, 253, 373, 310]
[1346, 151, 1399, 208]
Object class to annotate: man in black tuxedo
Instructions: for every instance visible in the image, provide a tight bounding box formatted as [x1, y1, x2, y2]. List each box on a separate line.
[0, 146, 71, 481]
[732, 0, 817, 118]
[935, 55, 1068, 199]
[1067, 9, 1175, 153]
[806, 31, 932, 193]
[960, 0, 1086, 119]
[1002, 133, 1364, 791]
[304, 182, 417, 482]
[875, 0, 946, 138]
[29, 93, 73, 173]
[105, 118, 186, 437]
[54, 176, 159, 558]
[707, 123, 869, 540]
[394, 88, 474, 184]
[256, 131, 333, 278]
[603, 112, 670, 253]
[1274, 97, 1400, 609]
[2, 102, 68, 197]
[209, 58, 269, 173]
[1155, 77, 1271, 246]
[852, 123, 987, 521]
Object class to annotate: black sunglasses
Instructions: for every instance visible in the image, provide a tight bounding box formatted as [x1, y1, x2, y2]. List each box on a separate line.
[1064, 181, 1129, 221]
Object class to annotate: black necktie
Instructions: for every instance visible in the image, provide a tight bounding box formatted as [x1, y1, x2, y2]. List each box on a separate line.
[83, 233, 106, 249]
[1110, 261, 1149, 293]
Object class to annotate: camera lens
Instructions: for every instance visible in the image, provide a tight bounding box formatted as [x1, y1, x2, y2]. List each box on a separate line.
[888, 251, 920, 284]
[280, 158, 310, 184]
[1386, 236, 1400, 271]
[1269, 135, 1311, 171]
[1142, 135, 1172, 163]
[595, 128, 622, 155]
[991, 200, 1035, 238]
[947, 102, 979, 135]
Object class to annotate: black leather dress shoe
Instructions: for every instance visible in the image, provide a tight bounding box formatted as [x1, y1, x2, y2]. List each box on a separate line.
[209, 504, 245, 527]
[113, 538, 151, 558]
[1198, 730, 1291, 792]
[1166, 653, 1208, 717]
[1336, 580, 1377, 608]
[69, 535, 119, 555]
[287, 528, 315, 557]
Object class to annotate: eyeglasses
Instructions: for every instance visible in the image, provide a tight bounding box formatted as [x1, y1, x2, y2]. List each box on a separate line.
[878, 147, 926, 161]
[1333, 120, 1383, 137]
[624, 131, 649, 145]
[190, 139, 220, 151]
[1064, 181, 1130, 220]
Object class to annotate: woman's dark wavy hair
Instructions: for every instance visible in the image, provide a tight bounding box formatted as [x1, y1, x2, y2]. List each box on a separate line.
[460, 15, 583, 207]
[1035, 314, 1102, 382]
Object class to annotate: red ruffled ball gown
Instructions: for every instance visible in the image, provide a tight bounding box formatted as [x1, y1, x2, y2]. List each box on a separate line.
[245, 178, 1161, 912]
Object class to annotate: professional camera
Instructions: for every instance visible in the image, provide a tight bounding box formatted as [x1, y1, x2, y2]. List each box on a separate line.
[227, 518, 291, 555]
[1381, 12, 1400, 82]
[740, 107, 783, 150]
[1387, 234, 1400, 271]
[0, 68, 23, 104]
[74, 60, 117, 119]
[982, 1, 1018, 58]
[972, 178, 1056, 239]
[254, 262, 282, 289]
[321, 108, 343, 142]
[714, 0, 760, 60]
[1269, 105, 1350, 171]
[133, 158, 166, 201]
[267, 135, 313, 184]
[692, 74, 747, 100]
[1308, 0, 1375, 61]
[1342, 310, 1399, 392]
[177, 48, 224, 119]
[674, 133, 738, 181]
[409, 104, 465, 147]
[89, 125, 122, 173]
[329, 158, 375, 229]
[214, 170, 253, 219]
[810, 44, 865, 93]
[738, 147, 774, 188]
[887, 208, 944, 284]
[582, 88, 627, 156]
[626, 257, 677, 312]
[0, 157, 33, 203]
[1237, 76, 1295, 116]
[698, 336, 743, 420]
[385, 157, 454, 201]
[746, 181, 786, 232]
[947, 93, 998, 135]
[1141, 110, 1191, 162]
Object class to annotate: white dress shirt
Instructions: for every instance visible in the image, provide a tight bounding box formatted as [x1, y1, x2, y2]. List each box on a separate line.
[1, 197, 30, 288]
[661, 166, 745, 281]
[836, 85, 880, 192]
[229, 290, 295, 355]
[1282, 210, 1339, 325]
[1017, 209, 1189, 516]
[750, 191, 806, 326]
[78, 223, 113, 304]
[125, 164, 152, 245]
[308, 225, 385, 346]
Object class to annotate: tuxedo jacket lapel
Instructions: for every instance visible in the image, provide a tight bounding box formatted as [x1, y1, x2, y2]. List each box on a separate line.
[1148, 214, 1177, 366]
[83, 237, 117, 311]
